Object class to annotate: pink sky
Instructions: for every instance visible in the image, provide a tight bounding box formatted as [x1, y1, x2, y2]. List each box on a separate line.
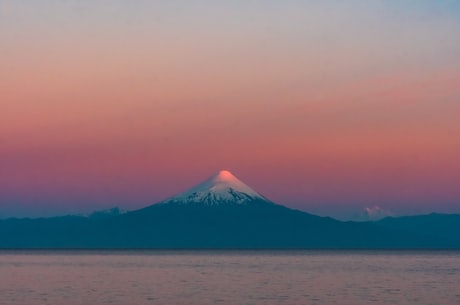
[1, 1, 460, 218]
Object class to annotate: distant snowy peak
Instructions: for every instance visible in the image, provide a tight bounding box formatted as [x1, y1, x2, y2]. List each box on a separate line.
[162, 170, 271, 206]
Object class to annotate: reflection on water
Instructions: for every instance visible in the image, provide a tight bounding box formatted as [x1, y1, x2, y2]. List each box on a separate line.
[0, 250, 459, 305]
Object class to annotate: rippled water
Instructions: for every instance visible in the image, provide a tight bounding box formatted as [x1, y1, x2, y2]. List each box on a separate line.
[1, 250, 459, 305]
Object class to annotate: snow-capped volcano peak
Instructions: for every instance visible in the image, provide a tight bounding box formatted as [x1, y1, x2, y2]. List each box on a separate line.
[213, 170, 237, 182]
[161, 170, 270, 206]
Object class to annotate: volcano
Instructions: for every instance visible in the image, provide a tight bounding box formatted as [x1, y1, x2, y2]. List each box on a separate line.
[116, 170, 442, 248]
[0, 170, 458, 248]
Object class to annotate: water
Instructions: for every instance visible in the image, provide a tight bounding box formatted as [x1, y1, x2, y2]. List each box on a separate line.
[1, 250, 459, 305]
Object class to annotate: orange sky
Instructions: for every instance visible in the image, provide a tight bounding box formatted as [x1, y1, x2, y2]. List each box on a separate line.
[1, 1, 460, 218]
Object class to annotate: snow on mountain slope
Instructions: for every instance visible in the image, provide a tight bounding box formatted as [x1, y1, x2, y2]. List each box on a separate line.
[161, 170, 271, 206]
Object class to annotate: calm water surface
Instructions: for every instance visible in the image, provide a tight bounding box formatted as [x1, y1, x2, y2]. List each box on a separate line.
[0, 250, 459, 305]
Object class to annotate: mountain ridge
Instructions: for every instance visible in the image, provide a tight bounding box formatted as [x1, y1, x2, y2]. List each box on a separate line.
[0, 170, 459, 249]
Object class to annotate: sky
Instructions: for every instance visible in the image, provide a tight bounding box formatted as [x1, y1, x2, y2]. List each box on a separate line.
[1, 0, 460, 219]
